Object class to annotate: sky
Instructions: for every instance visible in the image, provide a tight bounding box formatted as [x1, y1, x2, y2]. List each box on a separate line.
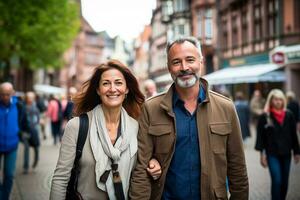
[81, 0, 156, 41]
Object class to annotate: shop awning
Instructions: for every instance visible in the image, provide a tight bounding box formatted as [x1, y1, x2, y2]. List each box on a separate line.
[34, 84, 66, 95]
[203, 63, 285, 85]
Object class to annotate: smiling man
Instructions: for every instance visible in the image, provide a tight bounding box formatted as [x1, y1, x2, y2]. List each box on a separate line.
[130, 36, 249, 200]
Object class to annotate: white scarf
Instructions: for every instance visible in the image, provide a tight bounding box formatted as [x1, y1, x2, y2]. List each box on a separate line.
[89, 105, 138, 200]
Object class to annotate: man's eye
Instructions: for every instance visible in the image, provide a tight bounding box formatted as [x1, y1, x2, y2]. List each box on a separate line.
[187, 58, 195, 63]
[172, 61, 180, 65]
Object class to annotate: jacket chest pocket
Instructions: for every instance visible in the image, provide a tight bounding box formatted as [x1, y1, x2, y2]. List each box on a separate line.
[148, 124, 174, 154]
[209, 123, 231, 154]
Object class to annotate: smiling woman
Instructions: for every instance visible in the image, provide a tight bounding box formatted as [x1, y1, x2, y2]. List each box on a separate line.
[97, 68, 129, 110]
[81, 0, 156, 41]
[50, 59, 162, 200]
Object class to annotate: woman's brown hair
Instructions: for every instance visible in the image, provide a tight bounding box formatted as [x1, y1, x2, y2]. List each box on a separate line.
[73, 59, 145, 119]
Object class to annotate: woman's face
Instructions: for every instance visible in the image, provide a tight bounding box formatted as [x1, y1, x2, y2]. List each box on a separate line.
[97, 68, 128, 109]
[271, 96, 284, 110]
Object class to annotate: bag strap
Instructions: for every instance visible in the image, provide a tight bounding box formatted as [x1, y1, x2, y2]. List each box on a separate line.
[66, 113, 89, 195]
[74, 113, 89, 167]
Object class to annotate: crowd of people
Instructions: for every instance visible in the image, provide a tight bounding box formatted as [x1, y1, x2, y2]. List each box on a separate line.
[0, 83, 77, 199]
[1, 36, 300, 200]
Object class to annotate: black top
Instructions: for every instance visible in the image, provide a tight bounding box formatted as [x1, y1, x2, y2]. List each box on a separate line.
[255, 110, 300, 156]
[287, 100, 300, 122]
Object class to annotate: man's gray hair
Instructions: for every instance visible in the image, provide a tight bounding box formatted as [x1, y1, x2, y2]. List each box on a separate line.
[166, 36, 202, 57]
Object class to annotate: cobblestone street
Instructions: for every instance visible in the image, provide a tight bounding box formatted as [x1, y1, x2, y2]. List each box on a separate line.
[7, 132, 300, 200]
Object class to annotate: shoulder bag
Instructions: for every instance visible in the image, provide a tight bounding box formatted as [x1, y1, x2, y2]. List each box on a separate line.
[65, 113, 89, 200]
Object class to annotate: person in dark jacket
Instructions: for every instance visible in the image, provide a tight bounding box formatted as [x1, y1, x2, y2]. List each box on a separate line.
[36, 94, 47, 140]
[0, 82, 27, 200]
[255, 89, 300, 200]
[286, 91, 300, 132]
[63, 87, 77, 121]
[22, 91, 40, 174]
[234, 91, 251, 140]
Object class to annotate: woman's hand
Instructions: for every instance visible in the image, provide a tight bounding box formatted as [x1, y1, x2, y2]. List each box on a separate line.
[147, 158, 162, 180]
[260, 153, 268, 168]
[294, 155, 300, 164]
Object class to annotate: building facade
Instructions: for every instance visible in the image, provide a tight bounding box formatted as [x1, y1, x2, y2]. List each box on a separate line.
[133, 25, 152, 83]
[191, 0, 218, 75]
[60, 18, 105, 90]
[204, 0, 300, 99]
[149, 0, 219, 91]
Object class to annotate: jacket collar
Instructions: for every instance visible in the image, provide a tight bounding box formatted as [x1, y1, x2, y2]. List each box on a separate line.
[160, 78, 210, 115]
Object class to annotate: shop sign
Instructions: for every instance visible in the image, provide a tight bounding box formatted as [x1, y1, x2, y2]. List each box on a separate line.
[271, 52, 285, 65]
[270, 45, 300, 65]
[286, 50, 300, 63]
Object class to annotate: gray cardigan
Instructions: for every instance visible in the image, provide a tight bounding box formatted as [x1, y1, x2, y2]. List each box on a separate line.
[50, 110, 137, 200]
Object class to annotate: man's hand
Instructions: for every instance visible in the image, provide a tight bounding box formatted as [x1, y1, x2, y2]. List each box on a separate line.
[147, 158, 162, 180]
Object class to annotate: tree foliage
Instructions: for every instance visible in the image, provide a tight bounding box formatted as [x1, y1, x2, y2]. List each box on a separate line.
[0, 0, 80, 69]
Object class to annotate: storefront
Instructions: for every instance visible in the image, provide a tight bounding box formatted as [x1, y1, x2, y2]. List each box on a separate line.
[203, 52, 286, 99]
[270, 44, 300, 99]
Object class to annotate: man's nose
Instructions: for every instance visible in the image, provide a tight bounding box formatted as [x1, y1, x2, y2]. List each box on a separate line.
[180, 61, 189, 70]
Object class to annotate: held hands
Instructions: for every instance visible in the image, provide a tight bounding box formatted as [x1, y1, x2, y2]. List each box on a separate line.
[260, 154, 268, 168]
[147, 158, 162, 180]
[294, 155, 300, 164]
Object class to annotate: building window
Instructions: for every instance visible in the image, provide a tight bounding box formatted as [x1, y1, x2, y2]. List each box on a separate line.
[241, 5, 248, 45]
[86, 33, 100, 46]
[196, 8, 213, 43]
[232, 15, 238, 48]
[222, 19, 228, 50]
[173, 0, 188, 12]
[205, 9, 213, 41]
[196, 11, 202, 38]
[85, 52, 101, 65]
[295, 0, 300, 31]
[174, 24, 186, 36]
[253, 2, 262, 41]
[162, 0, 173, 22]
[267, 0, 278, 37]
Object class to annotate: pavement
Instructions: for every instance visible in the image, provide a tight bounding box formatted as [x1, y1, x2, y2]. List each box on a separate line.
[10, 137, 59, 200]
[6, 127, 300, 200]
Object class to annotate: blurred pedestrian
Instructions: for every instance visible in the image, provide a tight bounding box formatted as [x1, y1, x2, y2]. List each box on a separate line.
[234, 91, 251, 140]
[50, 60, 161, 200]
[144, 79, 157, 98]
[0, 82, 27, 200]
[22, 91, 40, 174]
[47, 95, 63, 145]
[286, 91, 300, 132]
[130, 36, 248, 199]
[36, 94, 47, 140]
[250, 89, 265, 126]
[255, 89, 300, 200]
[63, 86, 77, 121]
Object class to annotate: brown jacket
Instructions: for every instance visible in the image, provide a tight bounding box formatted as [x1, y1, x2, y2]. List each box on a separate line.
[129, 79, 248, 200]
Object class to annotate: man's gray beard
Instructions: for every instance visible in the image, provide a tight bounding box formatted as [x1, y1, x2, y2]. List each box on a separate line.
[173, 74, 199, 88]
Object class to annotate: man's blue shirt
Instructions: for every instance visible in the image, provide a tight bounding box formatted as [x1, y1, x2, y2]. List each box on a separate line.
[162, 86, 206, 200]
